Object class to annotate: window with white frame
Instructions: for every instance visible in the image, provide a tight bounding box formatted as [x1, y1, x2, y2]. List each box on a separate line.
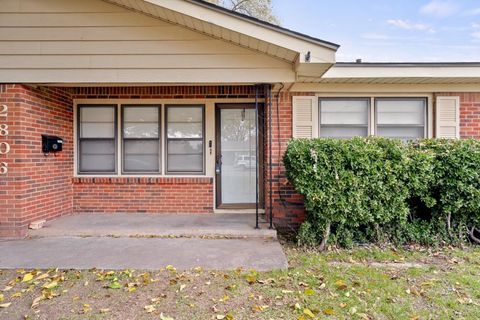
[319, 98, 369, 139]
[78, 105, 117, 173]
[375, 98, 427, 140]
[166, 105, 204, 174]
[77, 104, 205, 175]
[122, 105, 161, 173]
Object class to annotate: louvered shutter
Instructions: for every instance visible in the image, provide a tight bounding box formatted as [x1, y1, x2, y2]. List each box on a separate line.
[436, 96, 460, 139]
[292, 96, 318, 139]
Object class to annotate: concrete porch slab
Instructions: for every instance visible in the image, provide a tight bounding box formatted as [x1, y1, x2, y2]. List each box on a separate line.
[1, 213, 287, 271]
[0, 237, 288, 271]
[28, 213, 276, 239]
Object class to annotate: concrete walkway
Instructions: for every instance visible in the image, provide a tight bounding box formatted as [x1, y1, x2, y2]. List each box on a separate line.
[0, 237, 287, 271]
[0, 213, 287, 271]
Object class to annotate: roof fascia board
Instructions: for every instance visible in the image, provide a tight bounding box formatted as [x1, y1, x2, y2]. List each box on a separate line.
[323, 65, 480, 78]
[290, 82, 480, 93]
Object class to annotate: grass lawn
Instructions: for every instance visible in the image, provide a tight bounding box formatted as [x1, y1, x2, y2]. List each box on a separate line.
[1, 244, 479, 320]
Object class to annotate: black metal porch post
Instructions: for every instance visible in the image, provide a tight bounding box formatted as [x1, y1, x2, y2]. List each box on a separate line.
[255, 85, 260, 229]
[267, 84, 273, 229]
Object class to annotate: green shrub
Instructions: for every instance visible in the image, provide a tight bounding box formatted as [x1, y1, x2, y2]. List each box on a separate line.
[284, 137, 480, 248]
[414, 139, 480, 243]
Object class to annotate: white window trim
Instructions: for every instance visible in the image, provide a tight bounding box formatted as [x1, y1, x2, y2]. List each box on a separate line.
[73, 98, 257, 178]
[315, 93, 433, 139]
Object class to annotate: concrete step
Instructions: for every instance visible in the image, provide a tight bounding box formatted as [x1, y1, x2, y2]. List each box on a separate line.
[28, 213, 277, 240]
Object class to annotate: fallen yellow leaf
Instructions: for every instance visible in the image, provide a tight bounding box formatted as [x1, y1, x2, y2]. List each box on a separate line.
[35, 273, 50, 281]
[304, 308, 316, 318]
[31, 296, 43, 309]
[304, 288, 315, 296]
[324, 308, 335, 315]
[0, 294, 3, 302]
[22, 273, 34, 282]
[245, 274, 257, 284]
[0, 303, 12, 308]
[42, 281, 58, 290]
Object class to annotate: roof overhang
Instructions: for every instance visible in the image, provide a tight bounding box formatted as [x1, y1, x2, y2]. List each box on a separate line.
[103, 0, 339, 79]
[299, 62, 480, 84]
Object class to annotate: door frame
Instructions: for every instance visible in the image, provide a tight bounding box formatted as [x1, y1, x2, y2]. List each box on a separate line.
[215, 103, 264, 209]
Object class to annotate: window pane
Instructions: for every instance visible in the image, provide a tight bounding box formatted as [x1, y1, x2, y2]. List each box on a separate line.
[81, 107, 114, 122]
[321, 126, 369, 139]
[168, 107, 202, 123]
[81, 123, 115, 138]
[377, 99, 425, 125]
[319, 99, 368, 138]
[124, 123, 159, 138]
[168, 140, 203, 154]
[167, 123, 203, 138]
[377, 126, 425, 140]
[320, 100, 369, 125]
[124, 140, 160, 172]
[124, 107, 159, 122]
[80, 140, 115, 172]
[80, 107, 115, 138]
[167, 155, 203, 172]
[123, 106, 159, 138]
[166, 106, 204, 173]
[167, 106, 203, 138]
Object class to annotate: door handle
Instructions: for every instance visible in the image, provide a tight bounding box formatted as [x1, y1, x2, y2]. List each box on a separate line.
[215, 155, 222, 174]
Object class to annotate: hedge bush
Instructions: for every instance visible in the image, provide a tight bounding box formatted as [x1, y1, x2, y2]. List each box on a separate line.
[284, 137, 480, 248]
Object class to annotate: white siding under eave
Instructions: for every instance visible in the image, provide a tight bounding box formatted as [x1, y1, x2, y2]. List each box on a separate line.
[0, 0, 295, 83]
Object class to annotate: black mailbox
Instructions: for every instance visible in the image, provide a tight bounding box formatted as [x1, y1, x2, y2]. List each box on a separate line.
[42, 135, 63, 153]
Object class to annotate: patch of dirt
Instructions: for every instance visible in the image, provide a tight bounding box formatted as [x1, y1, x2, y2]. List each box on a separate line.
[329, 261, 429, 269]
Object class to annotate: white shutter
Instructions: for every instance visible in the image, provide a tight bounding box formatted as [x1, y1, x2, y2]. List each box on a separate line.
[436, 96, 460, 139]
[292, 96, 318, 139]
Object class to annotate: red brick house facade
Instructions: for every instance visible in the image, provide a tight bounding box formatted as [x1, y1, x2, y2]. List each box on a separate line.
[1, 0, 480, 238]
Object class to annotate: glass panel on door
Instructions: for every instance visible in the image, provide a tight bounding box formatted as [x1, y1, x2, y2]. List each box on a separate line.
[219, 108, 257, 205]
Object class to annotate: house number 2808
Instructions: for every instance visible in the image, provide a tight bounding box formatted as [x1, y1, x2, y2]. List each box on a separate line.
[0, 104, 9, 175]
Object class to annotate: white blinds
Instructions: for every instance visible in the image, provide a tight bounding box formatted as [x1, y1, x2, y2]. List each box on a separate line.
[319, 99, 369, 139]
[376, 99, 426, 140]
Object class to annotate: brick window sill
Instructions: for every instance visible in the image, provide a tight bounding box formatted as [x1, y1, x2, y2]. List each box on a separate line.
[72, 177, 213, 185]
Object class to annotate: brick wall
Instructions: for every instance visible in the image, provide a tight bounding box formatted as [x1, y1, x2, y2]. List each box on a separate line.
[73, 177, 213, 214]
[0, 84, 73, 238]
[436, 93, 480, 139]
[264, 92, 314, 231]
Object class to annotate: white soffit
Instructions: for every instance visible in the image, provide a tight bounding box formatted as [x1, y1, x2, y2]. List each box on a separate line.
[301, 63, 480, 84]
[102, 0, 338, 73]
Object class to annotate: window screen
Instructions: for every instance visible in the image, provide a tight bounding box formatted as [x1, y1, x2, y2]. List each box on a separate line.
[319, 99, 369, 139]
[166, 106, 204, 174]
[376, 98, 426, 140]
[78, 105, 116, 173]
[122, 105, 160, 173]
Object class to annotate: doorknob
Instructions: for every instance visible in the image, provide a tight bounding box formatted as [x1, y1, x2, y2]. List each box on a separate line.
[215, 155, 222, 175]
